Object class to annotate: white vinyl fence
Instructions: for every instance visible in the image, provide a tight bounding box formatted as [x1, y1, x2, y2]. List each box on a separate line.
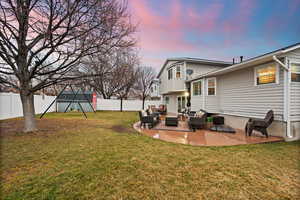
[97, 99, 162, 111]
[0, 93, 56, 120]
[0, 93, 162, 120]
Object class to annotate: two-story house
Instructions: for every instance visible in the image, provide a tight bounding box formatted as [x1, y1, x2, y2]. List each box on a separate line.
[156, 43, 300, 141]
[157, 58, 230, 113]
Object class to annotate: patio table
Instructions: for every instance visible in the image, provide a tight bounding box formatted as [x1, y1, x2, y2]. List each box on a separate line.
[165, 116, 178, 126]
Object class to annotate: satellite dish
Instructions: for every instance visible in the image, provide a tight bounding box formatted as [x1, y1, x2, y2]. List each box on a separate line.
[186, 69, 193, 75]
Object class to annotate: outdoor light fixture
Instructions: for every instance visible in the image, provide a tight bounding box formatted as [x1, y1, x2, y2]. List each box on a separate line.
[185, 92, 189, 96]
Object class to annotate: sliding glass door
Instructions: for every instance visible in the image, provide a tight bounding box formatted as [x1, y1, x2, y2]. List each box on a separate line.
[177, 96, 186, 112]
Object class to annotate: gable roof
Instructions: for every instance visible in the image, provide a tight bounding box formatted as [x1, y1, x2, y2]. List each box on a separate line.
[157, 57, 231, 78]
[187, 42, 300, 82]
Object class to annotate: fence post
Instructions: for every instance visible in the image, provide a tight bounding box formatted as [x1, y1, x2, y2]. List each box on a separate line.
[120, 98, 123, 112]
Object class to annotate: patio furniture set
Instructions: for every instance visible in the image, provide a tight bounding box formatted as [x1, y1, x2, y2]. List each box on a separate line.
[139, 105, 274, 138]
[139, 105, 166, 128]
[166, 109, 235, 133]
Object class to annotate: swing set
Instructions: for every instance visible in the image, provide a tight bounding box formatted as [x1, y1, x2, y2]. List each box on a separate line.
[40, 84, 96, 119]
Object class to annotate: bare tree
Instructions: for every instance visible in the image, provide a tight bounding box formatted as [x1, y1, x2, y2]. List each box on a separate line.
[115, 64, 139, 111]
[83, 47, 139, 100]
[0, 0, 136, 132]
[136, 66, 156, 109]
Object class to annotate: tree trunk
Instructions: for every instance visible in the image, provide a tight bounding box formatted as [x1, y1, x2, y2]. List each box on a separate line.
[142, 97, 145, 110]
[20, 92, 37, 132]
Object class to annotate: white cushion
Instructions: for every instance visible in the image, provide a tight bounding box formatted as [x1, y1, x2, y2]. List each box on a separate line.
[141, 110, 147, 117]
[196, 111, 204, 117]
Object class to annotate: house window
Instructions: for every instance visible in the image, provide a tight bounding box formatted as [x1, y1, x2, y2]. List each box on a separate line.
[176, 66, 181, 78]
[165, 96, 169, 104]
[168, 69, 173, 80]
[193, 81, 201, 96]
[255, 64, 278, 85]
[207, 78, 216, 96]
[291, 63, 300, 82]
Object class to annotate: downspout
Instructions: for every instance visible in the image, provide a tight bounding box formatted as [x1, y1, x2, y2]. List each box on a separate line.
[272, 55, 293, 139]
[202, 77, 206, 110]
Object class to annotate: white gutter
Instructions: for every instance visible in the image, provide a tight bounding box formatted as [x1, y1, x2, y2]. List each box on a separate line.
[272, 56, 289, 71]
[273, 55, 293, 139]
[281, 44, 300, 53]
[188, 52, 282, 82]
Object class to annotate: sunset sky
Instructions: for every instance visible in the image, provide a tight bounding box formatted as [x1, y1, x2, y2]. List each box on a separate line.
[127, 0, 300, 70]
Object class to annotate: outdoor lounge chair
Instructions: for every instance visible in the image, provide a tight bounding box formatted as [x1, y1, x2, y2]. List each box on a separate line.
[146, 108, 160, 120]
[139, 111, 159, 129]
[157, 105, 167, 115]
[245, 110, 274, 138]
[188, 110, 207, 131]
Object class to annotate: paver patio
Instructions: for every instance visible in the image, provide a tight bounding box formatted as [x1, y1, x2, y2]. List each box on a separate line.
[134, 118, 284, 146]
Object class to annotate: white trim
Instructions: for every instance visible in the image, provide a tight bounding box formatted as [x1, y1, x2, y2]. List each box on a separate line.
[290, 62, 300, 83]
[192, 80, 202, 96]
[177, 95, 187, 112]
[206, 77, 217, 96]
[175, 65, 181, 79]
[286, 59, 292, 138]
[189, 53, 281, 81]
[202, 78, 206, 109]
[254, 63, 279, 86]
[282, 44, 300, 53]
[183, 61, 187, 81]
[187, 43, 300, 82]
[283, 58, 288, 121]
[272, 55, 289, 71]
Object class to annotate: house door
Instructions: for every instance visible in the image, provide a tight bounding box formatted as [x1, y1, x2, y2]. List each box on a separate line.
[177, 96, 186, 112]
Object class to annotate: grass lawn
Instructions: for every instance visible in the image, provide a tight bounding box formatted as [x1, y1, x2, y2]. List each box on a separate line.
[1, 111, 299, 200]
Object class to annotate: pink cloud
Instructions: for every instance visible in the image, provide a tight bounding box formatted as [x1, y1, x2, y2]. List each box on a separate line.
[128, 0, 228, 58]
[185, 3, 223, 33]
[222, 0, 256, 34]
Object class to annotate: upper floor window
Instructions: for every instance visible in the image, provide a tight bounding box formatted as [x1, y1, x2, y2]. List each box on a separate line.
[193, 80, 201, 96]
[176, 66, 181, 78]
[255, 64, 278, 85]
[207, 78, 216, 96]
[168, 69, 173, 80]
[291, 63, 300, 82]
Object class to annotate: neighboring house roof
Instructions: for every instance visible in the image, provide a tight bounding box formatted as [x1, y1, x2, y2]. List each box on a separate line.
[187, 42, 300, 82]
[157, 57, 231, 78]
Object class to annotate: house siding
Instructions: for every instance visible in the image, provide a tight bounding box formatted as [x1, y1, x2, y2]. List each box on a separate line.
[159, 61, 180, 94]
[190, 95, 203, 111]
[186, 63, 223, 80]
[190, 61, 285, 121]
[290, 83, 300, 121]
[163, 93, 185, 114]
[217, 62, 284, 121]
[189, 64, 225, 112]
[161, 61, 226, 113]
[286, 48, 300, 121]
